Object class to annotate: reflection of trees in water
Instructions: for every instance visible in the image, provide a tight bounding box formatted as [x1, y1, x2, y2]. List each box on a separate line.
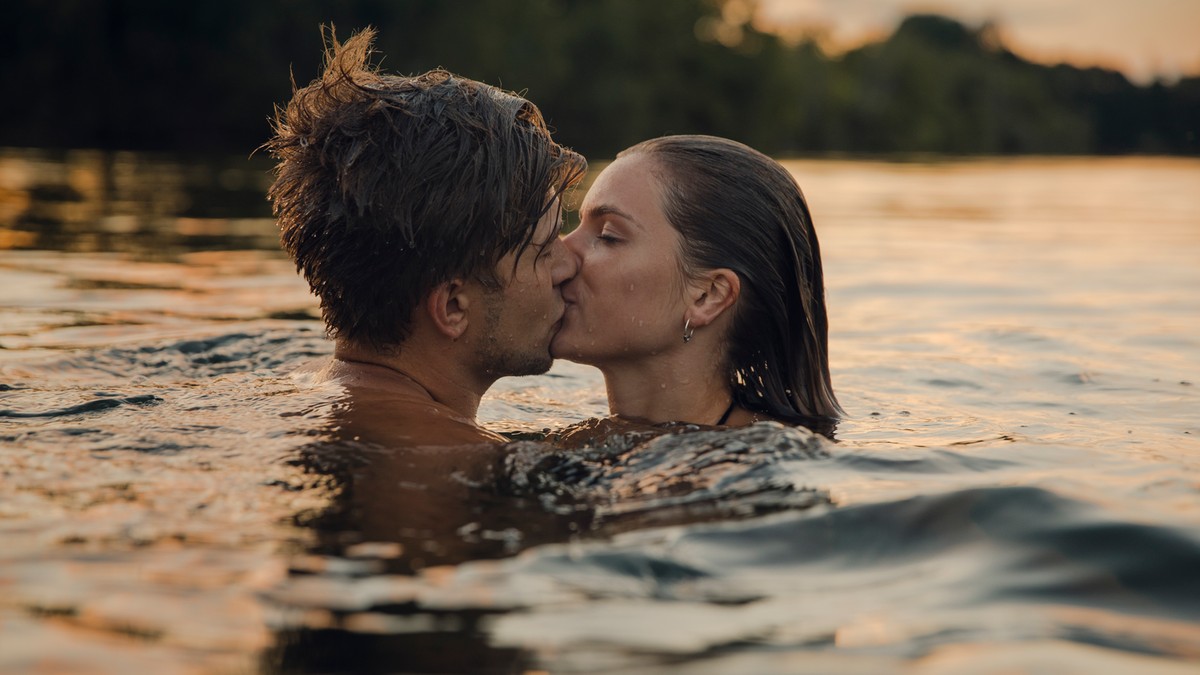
[268, 413, 574, 675]
[284, 425, 587, 575]
[266, 620, 534, 675]
[0, 149, 277, 255]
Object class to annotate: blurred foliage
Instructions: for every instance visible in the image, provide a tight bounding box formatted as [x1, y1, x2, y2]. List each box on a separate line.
[4, 0, 1197, 156]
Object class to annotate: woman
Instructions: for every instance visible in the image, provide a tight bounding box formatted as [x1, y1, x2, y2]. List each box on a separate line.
[551, 135, 841, 431]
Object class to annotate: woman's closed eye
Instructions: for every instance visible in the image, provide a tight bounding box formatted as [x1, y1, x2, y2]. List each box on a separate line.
[597, 226, 623, 244]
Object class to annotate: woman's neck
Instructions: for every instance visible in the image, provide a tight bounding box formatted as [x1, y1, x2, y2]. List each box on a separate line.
[599, 353, 733, 426]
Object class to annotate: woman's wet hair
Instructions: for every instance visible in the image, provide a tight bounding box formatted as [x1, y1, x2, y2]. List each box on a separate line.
[620, 135, 842, 426]
[265, 27, 586, 349]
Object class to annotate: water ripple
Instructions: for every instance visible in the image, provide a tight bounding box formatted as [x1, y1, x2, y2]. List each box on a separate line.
[0, 394, 159, 418]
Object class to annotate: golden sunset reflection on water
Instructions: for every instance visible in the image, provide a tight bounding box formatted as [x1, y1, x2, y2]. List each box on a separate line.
[2, 151, 1199, 673]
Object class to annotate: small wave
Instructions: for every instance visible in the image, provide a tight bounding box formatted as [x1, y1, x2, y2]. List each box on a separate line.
[0, 394, 160, 418]
[3, 328, 331, 383]
[833, 447, 1015, 473]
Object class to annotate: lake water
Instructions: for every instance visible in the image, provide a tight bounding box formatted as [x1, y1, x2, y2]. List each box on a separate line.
[1, 149, 1198, 673]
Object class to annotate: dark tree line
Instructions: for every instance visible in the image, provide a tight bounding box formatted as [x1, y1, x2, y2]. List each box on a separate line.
[4, 0, 1197, 157]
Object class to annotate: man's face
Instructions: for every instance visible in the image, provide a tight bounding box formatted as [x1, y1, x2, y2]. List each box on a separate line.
[474, 199, 578, 377]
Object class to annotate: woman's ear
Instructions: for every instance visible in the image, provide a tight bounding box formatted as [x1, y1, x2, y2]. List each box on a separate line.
[425, 279, 471, 339]
[687, 268, 740, 327]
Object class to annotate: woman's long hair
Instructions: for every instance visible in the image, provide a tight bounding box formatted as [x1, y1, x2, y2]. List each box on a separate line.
[620, 135, 842, 426]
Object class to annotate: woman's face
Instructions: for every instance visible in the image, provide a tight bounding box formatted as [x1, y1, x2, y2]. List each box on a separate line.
[551, 153, 691, 366]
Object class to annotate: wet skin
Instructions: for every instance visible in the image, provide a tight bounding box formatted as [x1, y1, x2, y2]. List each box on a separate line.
[476, 199, 577, 378]
[551, 154, 691, 367]
[308, 198, 576, 446]
[549, 153, 764, 428]
[293, 202, 580, 570]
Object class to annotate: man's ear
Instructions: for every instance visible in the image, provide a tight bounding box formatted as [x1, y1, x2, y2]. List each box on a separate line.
[687, 269, 740, 328]
[425, 279, 471, 339]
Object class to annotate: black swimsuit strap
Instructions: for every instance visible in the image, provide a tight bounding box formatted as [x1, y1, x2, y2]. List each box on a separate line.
[716, 399, 736, 426]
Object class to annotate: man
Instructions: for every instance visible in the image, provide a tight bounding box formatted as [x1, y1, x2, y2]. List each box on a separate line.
[266, 28, 585, 449]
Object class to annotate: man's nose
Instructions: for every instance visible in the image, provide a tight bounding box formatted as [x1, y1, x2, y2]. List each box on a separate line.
[550, 236, 579, 285]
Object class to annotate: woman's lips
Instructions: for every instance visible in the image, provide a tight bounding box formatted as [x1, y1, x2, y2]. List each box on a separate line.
[554, 300, 576, 334]
[559, 280, 579, 305]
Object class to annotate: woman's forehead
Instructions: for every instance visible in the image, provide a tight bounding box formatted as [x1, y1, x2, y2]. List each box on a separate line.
[583, 155, 664, 220]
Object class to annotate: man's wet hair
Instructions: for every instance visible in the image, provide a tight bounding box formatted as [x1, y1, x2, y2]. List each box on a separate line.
[265, 28, 586, 349]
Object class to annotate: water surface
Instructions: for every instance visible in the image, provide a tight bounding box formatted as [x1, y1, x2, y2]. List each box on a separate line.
[1, 150, 1198, 673]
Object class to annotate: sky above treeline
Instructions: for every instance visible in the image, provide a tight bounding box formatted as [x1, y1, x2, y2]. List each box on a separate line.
[756, 0, 1200, 83]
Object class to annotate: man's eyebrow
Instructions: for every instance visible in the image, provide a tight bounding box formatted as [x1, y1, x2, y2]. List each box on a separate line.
[584, 204, 641, 228]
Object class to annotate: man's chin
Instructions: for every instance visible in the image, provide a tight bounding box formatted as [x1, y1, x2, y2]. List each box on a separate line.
[479, 336, 555, 378]
[515, 352, 554, 377]
[514, 341, 557, 376]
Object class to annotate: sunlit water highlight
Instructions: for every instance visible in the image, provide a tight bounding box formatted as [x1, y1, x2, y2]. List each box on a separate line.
[1, 151, 1198, 673]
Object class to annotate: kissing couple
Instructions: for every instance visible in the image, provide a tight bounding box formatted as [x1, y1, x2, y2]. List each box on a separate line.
[265, 29, 841, 457]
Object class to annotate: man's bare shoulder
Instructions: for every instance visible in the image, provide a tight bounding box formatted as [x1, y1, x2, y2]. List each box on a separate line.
[293, 358, 507, 448]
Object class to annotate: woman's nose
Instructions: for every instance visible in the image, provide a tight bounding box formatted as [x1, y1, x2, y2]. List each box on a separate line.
[550, 236, 579, 285]
[562, 228, 585, 257]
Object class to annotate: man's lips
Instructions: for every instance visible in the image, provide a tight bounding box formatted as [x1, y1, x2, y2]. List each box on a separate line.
[552, 301, 568, 330]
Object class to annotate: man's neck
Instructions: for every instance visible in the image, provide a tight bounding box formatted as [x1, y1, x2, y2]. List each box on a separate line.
[331, 340, 493, 423]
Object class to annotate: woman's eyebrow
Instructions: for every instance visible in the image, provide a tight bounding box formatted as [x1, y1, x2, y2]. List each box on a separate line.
[584, 204, 641, 229]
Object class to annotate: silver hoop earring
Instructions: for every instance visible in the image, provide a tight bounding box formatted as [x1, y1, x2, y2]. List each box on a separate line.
[683, 318, 694, 343]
